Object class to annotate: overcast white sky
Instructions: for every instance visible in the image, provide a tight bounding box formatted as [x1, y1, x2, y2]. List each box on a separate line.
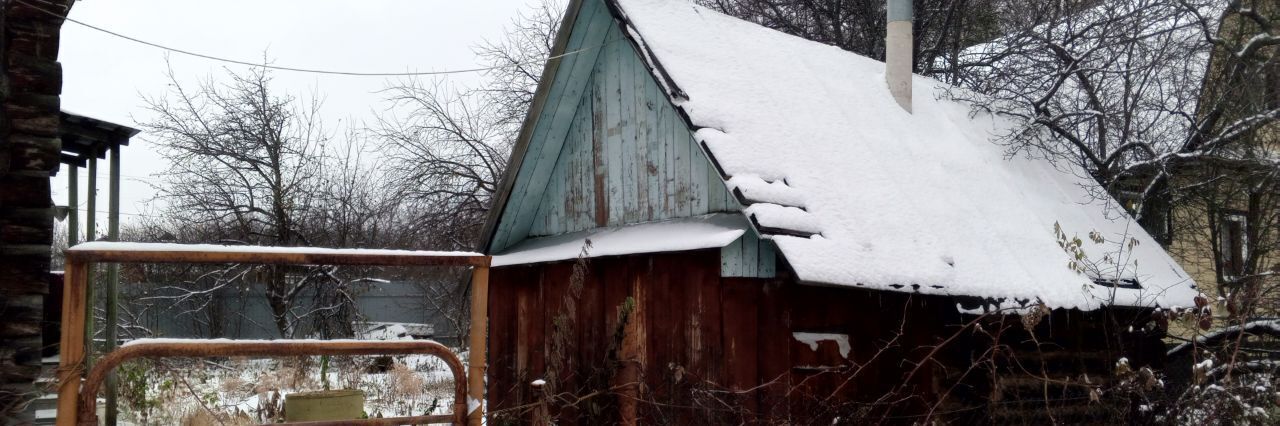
[54, 0, 530, 228]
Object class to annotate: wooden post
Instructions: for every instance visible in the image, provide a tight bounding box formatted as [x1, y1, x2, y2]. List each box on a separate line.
[467, 263, 490, 426]
[104, 143, 122, 425]
[56, 260, 89, 426]
[85, 149, 97, 366]
[67, 164, 79, 246]
[531, 380, 549, 426]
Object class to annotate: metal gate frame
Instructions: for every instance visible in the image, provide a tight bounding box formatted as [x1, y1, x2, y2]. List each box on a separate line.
[79, 340, 466, 425]
[55, 243, 491, 426]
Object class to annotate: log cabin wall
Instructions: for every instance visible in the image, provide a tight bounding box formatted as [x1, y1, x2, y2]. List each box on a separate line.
[1, 0, 71, 421]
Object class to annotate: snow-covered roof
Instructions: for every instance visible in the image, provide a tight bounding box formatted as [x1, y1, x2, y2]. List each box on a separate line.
[611, 0, 1198, 310]
[493, 213, 747, 267]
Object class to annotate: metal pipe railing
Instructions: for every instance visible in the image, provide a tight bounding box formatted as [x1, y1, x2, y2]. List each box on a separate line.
[56, 243, 492, 426]
[77, 339, 468, 426]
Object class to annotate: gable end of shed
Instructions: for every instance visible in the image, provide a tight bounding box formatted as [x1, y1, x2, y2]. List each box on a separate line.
[485, 0, 776, 278]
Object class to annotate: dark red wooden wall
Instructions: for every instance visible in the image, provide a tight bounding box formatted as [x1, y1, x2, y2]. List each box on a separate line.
[486, 249, 981, 424]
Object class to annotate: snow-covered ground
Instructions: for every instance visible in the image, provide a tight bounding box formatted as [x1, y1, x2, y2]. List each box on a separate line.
[112, 325, 463, 424]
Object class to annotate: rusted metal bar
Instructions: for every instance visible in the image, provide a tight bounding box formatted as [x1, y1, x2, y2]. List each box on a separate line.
[277, 414, 454, 426]
[77, 340, 468, 426]
[65, 243, 489, 267]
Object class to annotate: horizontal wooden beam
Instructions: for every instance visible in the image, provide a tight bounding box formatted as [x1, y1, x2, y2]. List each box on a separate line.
[59, 152, 87, 167]
[65, 242, 490, 267]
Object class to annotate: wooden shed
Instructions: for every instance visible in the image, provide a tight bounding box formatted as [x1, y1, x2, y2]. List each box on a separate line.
[479, 0, 1200, 423]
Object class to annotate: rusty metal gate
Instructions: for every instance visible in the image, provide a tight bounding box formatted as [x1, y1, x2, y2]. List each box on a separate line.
[54, 242, 491, 426]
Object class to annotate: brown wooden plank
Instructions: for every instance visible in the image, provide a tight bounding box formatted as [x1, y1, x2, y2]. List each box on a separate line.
[515, 268, 537, 408]
[575, 255, 605, 408]
[648, 253, 679, 414]
[684, 251, 722, 422]
[491, 271, 510, 411]
[602, 255, 637, 424]
[487, 267, 519, 415]
[538, 261, 575, 422]
[721, 277, 761, 420]
[756, 279, 791, 423]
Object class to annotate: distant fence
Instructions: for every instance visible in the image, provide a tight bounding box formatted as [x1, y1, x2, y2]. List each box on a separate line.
[121, 281, 462, 344]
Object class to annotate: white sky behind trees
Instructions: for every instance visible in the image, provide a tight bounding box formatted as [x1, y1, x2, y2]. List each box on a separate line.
[54, 0, 528, 224]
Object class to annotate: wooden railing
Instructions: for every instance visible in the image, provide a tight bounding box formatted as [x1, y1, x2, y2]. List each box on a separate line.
[56, 242, 491, 426]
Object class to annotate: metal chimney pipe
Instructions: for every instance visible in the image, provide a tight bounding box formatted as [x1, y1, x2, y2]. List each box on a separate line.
[886, 0, 913, 112]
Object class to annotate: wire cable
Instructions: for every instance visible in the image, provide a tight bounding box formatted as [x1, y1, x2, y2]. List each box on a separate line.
[15, 0, 606, 77]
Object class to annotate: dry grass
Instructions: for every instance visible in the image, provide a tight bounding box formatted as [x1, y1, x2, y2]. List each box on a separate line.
[388, 362, 426, 401]
[180, 407, 254, 426]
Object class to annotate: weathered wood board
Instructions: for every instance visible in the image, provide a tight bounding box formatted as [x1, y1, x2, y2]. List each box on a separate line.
[488, 250, 964, 424]
[527, 26, 737, 239]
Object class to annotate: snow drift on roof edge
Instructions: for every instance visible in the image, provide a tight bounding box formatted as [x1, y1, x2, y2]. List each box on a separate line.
[612, 0, 1198, 310]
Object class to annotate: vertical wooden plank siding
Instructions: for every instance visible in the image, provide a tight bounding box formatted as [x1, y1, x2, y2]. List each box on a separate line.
[602, 28, 626, 227]
[688, 125, 709, 215]
[721, 278, 761, 419]
[630, 49, 652, 223]
[758, 241, 778, 277]
[665, 104, 686, 216]
[493, 0, 610, 252]
[618, 38, 639, 225]
[644, 78, 664, 221]
[615, 265, 643, 425]
[514, 21, 741, 240]
[755, 280, 792, 422]
[721, 237, 744, 276]
[576, 97, 597, 232]
[487, 251, 983, 424]
[706, 162, 729, 212]
[533, 91, 594, 236]
[722, 232, 779, 278]
[487, 268, 519, 412]
[591, 67, 610, 228]
[670, 102, 694, 218]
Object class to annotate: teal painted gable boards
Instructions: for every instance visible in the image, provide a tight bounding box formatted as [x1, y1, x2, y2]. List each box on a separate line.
[481, 0, 775, 278]
[530, 25, 733, 237]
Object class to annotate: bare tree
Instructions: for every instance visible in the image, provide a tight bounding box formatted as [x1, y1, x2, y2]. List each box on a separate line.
[375, 81, 509, 250]
[140, 65, 364, 338]
[376, 0, 563, 250]
[701, 0, 1007, 82]
[942, 0, 1279, 298]
[368, 0, 564, 350]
